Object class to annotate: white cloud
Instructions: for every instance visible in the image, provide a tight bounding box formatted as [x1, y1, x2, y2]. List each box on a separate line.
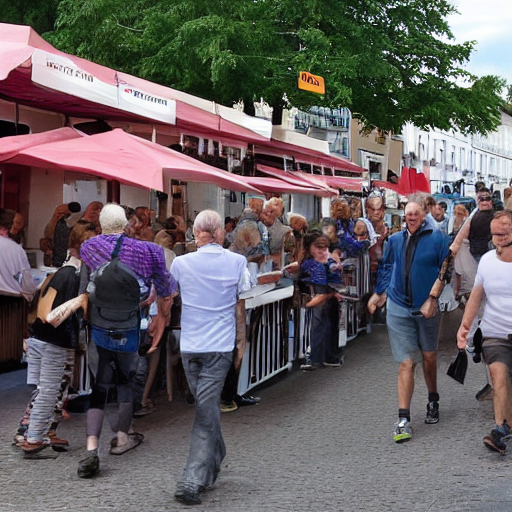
[447, 0, 512, 83]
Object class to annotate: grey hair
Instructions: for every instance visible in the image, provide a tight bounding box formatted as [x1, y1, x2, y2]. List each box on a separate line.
[99, 203, 128, 234]
[406, 194, 426, 212]
[193, 209, 223, 238]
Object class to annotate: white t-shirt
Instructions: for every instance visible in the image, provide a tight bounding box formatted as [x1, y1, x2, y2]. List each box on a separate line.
[170, 243, 251, 353]
[0, 236, 36, 299]
[475, 250, 512, 338]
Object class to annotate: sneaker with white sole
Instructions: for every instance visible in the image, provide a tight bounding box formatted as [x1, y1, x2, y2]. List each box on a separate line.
[393, 418, 413, 443]
[425, 401, 439, 424]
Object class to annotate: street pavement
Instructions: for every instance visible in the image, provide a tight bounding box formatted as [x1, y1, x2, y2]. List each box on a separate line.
[1, 321, 512, 512]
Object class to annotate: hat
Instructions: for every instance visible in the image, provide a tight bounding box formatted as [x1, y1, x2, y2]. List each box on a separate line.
[68, 202, 82, 213]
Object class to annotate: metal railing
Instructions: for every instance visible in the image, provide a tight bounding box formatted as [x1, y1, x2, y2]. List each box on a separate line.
[238, 292, 294, 395]
[238, 252, 372, 394]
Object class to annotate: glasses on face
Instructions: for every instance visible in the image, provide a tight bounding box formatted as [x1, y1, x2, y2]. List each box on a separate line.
[478, 196, 492, 202]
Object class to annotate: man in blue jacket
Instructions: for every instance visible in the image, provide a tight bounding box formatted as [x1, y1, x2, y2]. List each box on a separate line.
[368, 198, 450, 443]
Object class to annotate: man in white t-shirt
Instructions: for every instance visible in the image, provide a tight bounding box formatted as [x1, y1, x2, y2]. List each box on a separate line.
[0, 209, 36, 300]
[457, 211, 512, 454]
[170, 209, 251, 505]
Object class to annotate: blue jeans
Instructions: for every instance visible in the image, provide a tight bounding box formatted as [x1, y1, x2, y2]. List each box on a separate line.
[180, 351, 233, 488]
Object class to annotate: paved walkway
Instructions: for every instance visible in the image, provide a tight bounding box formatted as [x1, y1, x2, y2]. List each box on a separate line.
[1, 322, 512, 512]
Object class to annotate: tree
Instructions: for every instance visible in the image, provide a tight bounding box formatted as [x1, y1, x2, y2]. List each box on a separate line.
[0, 0, 60, 35]
[42, 0, 505, 134]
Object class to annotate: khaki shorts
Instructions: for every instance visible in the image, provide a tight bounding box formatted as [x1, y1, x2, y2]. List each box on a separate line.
[482, 338, 512, 368]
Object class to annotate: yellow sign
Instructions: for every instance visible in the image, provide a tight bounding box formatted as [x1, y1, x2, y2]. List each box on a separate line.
[298, 71, 325, 94]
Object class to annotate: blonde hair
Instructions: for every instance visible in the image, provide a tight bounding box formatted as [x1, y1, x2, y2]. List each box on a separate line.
[154, 230, 174, 250]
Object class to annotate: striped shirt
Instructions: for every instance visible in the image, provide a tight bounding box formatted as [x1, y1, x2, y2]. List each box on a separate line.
[81, 234, 172, 297]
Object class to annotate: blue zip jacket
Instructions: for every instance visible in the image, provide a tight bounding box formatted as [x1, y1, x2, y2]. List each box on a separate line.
[375, 221, 450, 309]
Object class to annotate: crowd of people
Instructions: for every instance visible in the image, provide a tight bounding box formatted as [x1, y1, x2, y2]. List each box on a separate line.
[3, 179, 512, 504]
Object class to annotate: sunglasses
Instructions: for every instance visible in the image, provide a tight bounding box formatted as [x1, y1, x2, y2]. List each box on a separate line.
[478, 196, 492, 202]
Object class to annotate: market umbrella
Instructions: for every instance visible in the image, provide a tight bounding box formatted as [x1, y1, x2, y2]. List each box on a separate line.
[1, 128, 263, 193]
[447, 350, 468, 384]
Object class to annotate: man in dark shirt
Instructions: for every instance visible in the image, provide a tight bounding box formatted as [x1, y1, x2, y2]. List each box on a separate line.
[451, 187, 495, 263]
[51, 202, 82, 267]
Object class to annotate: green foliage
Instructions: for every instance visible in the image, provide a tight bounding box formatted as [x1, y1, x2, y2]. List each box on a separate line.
[34, 0, 506, 134]
[0, 0, 60, 34]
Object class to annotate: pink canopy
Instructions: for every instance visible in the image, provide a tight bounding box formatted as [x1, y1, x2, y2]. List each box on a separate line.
[0, 23, 269, 145]
[243, 176, 336, 197]
[291, 171, 339, 195]
[254, 139, 364, 174]
[257, 164, 328, 190]
[0, 128, 263, 193]
[0, 127, 82, 160]
[316, 174, 364, 192]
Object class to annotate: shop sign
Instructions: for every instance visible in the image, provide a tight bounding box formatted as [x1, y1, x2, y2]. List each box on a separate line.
[31, 49, 118, 108]
[31, 49, 176, 124]
[118, 83, 176, 124]
[298, 71, 325, 94]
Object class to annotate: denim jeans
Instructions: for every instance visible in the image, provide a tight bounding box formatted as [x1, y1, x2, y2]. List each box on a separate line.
[25, 337, 74, 443]
[309, 297, 340, 365]
[386, 299, 441, 363]
[180, 351, 233, 488]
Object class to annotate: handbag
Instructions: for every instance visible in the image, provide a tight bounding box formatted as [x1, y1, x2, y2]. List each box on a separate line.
[447, 350, 468, 384]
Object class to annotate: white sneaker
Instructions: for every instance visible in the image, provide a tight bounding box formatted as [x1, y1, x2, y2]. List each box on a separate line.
[393, 418, 412, 443]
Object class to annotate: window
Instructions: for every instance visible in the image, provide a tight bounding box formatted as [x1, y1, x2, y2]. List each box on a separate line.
[0, 120, 30, 138]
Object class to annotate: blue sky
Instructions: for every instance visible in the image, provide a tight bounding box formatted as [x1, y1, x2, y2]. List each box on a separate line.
[447, 0, 512, 86]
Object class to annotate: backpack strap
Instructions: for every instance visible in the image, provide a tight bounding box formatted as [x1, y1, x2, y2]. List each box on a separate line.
[111, 234, 125, 259]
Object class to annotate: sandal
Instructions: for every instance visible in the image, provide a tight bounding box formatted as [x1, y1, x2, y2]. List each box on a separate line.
[19, 440, 50, 454]
[109, 432, 144, 455]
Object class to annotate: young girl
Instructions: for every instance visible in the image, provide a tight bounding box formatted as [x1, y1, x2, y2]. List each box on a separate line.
[17, 222, 97, 455]
[299, 231, 344, 370]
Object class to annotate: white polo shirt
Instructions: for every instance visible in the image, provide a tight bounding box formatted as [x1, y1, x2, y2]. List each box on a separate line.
[0, 236, 36, 299]
[170, 243, 251, 353]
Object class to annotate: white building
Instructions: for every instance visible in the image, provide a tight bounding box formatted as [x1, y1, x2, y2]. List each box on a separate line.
[402, 112, 512, 197]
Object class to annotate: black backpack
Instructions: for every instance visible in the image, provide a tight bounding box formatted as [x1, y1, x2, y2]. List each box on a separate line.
[87, 235, 141, 331]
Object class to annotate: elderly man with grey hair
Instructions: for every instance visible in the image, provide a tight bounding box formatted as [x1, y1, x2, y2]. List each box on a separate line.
[77, 204, 172, 478]
[170, 209, 251, 505]
[368, 196, 450, 444]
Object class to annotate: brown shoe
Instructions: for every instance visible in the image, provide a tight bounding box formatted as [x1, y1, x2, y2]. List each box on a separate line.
[48, 430, 69, 447]
[19, 440, 50, 454]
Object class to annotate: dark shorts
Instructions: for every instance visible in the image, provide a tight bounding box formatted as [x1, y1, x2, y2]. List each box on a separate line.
[482, 338, 512, 368]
